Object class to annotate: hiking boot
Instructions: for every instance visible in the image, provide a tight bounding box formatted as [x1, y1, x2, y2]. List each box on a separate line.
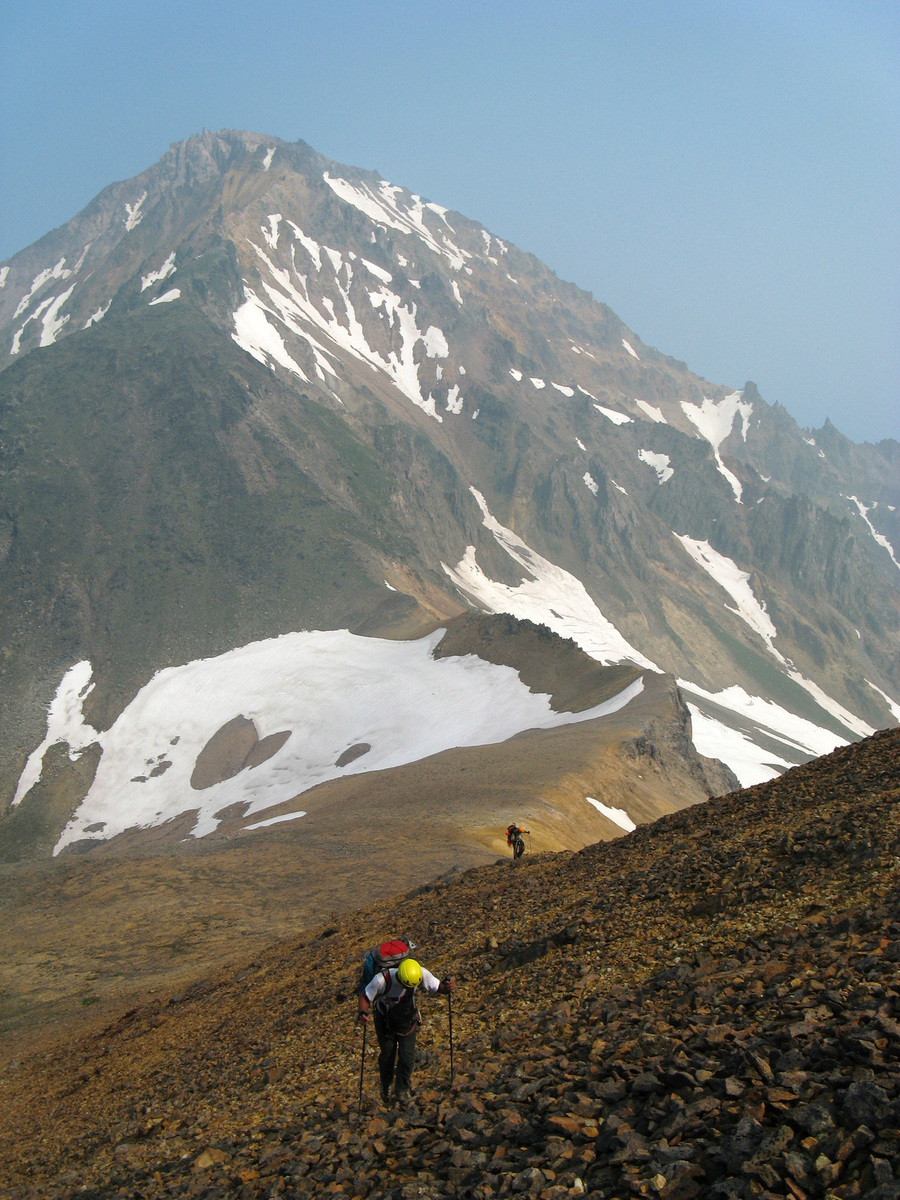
[380, 1084, 391, 1107]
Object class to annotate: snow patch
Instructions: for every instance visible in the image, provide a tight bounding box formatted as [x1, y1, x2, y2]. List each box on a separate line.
[323, 173, 471, 270]
[32, 631, 652, 853]
[552, 383, 575, 397]
[241, 239, 451, 419]
[263, 147, 275, 171]
[674, 535, 777, 649]
[685, 707, 791, 787]
[422, 325, 449, 359]
[622, 339, 640, 360]
[586, 797, 636, 832]
[594, 404, 632, 425]
[84, 302, 111, 328]
[866, 680, 900, 721]
[14, 258, 72, 318]
[124, 192, 147, 231]
[245, 811, 307, 830]
[232, 288, 309, 380]
[141, 252, 176, 292]
[149, 288, 180, 306]
[451, 280, 464, 305]
[680, 392, 752, 503]
[39, 286, 75, 346]
[677, 570, 872, 742]
[287, 223, 323, 273]
[446, 385, 464, 415]
[262, 215, 282, 250]
[583, 472, 599, 496]
[443, 488, 658, 670]
[636, 400, 665, 423]
[509, 368, 523, 382]
[638, 449, 673, 484]
[361, 258, 392, 284]
[575, 438, 586, 452]
[11, 297, 53, 354]
[679, 679, 850, 786]
[847, 496, 900, 572]
[530, 378, 546, 389]
[13, 662, 98, 807]
[0, 266, 9, 289]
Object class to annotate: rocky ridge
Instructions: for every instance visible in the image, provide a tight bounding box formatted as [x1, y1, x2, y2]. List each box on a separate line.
[1, 728, 898, 1199]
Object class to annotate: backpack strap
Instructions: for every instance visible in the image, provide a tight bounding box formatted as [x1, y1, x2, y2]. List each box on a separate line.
[373, 968, 393, 1009]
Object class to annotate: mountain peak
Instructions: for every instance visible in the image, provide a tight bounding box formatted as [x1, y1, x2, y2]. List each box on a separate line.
[0, 131, 897, 866]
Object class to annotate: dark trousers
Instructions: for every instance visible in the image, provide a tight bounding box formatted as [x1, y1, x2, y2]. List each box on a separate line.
[374, 1009, 417, 1095]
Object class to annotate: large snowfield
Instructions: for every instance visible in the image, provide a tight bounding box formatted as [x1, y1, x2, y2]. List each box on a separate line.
[15, 629, 645, 855]
[15, 483, 880, 852]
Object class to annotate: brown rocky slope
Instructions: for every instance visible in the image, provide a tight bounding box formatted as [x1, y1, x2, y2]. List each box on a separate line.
[1, 728, 898, 1199]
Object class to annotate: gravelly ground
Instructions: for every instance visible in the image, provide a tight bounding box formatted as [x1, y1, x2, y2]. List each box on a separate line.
[1, 727, 897, 1199]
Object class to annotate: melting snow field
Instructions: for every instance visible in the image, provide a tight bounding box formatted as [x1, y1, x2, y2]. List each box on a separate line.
[443, 488, 658, 670]
[679, 680, 856, 787]
[674, 536, 873, 740]
[16, 630, 647, 855]
[847, 496, 900, 573]
[681, 392, 752, 502]
[675, 536, 777, 649]
[586, 797, 636, 832]
[232, 221, 457, 420]
[322, 173, 470, 271]
[636, 400, 665, 424]
[638, 449, 673, 484]
[594, 404, 633, 426]
[439, 491, 871, 785]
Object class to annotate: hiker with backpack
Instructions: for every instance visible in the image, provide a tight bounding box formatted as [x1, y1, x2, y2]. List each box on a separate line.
[357, 940, 454, 1108]
[507, 823, 529, 859]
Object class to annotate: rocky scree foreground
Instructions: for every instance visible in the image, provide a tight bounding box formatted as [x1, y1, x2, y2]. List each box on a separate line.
[0, 728, 898, 1199]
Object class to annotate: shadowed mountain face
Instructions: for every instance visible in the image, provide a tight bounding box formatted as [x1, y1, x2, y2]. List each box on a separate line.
[0, 129, 897, 859]
[1, 727, 897, 1198]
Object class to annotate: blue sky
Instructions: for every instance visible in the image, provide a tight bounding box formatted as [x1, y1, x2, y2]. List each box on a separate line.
[2, 1, 898, 443]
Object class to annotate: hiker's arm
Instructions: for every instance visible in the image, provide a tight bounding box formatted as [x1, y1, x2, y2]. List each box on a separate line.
[357, 993, 371, 1024]
[358, 972, 386, 1021]
[439, 977, 455, 994]
[420, 966, 443, 994]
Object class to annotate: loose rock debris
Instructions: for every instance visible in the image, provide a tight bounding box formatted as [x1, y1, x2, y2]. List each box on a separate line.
[1, 727, 898, 1198]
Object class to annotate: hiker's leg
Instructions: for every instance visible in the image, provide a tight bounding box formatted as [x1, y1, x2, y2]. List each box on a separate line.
[394, 1028, 417, 1095]
[374, 1013, 398, 1093]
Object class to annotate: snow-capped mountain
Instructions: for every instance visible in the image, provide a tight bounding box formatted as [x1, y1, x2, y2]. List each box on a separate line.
[0, 130, 897, 858]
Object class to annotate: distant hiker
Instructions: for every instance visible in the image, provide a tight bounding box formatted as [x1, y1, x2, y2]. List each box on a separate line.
[357, 957, 455, 1107]
[507, 823, 529, 859]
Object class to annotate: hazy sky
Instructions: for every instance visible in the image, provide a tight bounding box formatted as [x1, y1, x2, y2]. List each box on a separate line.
[2, 1, 898, 443]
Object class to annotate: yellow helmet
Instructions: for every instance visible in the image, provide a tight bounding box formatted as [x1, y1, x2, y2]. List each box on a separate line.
[398, 958, 423, 988]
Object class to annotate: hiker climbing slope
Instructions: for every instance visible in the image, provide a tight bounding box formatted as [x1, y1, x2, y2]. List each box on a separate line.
[357, 958, 454, 1107]
[507, 823, 529, 859]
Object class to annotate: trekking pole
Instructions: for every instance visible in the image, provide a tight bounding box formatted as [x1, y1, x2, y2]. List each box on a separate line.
[357, 1021, 367, 1122]
[448, 991, 454, 1088]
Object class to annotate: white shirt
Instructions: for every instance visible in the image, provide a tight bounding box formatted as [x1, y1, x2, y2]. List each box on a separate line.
[364, 965, 441, 1006]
